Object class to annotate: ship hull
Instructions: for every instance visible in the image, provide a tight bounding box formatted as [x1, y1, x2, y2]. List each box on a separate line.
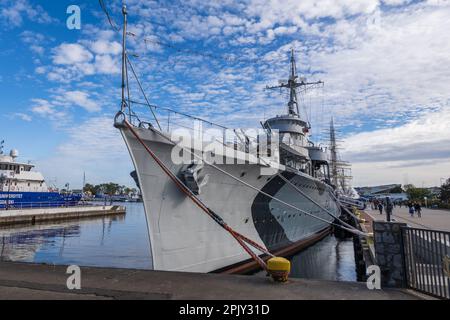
[120, 125, 340, 273]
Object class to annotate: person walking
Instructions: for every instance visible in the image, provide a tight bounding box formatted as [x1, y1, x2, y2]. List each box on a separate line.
[414, 202, 422, 218]
[378, 202, 383, 215]
[408, 202, 415, 217]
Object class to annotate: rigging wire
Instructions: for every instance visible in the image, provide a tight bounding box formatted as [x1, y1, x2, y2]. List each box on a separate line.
[126, 55, 162, 130]
[99, 0, 120, 32]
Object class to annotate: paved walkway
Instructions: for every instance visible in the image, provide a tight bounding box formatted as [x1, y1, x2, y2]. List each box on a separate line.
[366, 206, 450, 231]
[0, 262, 422, 300]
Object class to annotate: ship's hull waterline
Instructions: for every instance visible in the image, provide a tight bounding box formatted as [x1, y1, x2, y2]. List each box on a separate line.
[120, 126, 340, 273]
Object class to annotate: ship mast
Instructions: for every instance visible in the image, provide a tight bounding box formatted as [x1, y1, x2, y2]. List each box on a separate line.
[329, 117, 353, 192]
[121, 4, 127, 110]
[330, 117, 338, 187]
[288, 48, 299, 116]
[266, 48, 323, 118]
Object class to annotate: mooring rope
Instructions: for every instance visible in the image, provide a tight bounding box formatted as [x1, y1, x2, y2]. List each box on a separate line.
[123, 120, 272, 271]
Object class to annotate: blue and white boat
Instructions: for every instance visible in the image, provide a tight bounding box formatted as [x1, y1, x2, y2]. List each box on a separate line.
[0, 145, 81, 209]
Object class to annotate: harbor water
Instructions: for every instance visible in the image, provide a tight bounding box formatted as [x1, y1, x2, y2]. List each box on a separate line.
[0, 202, 357, 281]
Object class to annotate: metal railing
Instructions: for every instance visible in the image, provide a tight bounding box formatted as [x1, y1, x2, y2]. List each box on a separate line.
[0, 200, 91, 211]
[125, 99, 266, 154]
[402, 226, 450, 299]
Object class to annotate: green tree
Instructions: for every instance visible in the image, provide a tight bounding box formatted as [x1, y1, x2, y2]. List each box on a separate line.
[103, 183, 120, 196]
[83, 183, 96, 194]
[441, 178, 450, 204]
[404, 184, 431, 202]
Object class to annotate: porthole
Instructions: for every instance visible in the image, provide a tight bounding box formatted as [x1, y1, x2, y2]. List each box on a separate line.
[240, 172, 246, 177]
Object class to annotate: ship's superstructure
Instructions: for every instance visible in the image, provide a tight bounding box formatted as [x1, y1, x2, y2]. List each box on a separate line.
[264, 49, 330, 182]
[0, 148, 48, 193]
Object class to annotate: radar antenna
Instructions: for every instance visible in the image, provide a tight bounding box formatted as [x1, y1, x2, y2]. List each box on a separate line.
[266, 48, 323, 117]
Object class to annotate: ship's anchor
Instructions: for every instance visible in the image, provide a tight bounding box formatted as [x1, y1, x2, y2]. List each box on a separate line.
[180, 162, 209, 195]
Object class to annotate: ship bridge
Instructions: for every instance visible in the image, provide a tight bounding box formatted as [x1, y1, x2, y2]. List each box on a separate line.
[263, 115, 310, 161]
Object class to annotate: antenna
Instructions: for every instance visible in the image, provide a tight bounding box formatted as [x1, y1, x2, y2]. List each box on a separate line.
[265, 48, 323, 118]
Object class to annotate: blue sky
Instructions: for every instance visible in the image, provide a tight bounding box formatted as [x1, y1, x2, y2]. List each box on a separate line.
[1, 0, 450, 189]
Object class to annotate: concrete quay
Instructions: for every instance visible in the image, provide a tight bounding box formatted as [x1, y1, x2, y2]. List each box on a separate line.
[365, 207, 450, 231]
[0, 261, 425, 300]
[0, 205, 126, 226]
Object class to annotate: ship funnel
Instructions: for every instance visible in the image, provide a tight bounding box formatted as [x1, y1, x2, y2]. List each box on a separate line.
[10, 149, 19, 159]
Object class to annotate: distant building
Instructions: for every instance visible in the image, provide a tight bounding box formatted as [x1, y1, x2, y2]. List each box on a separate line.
[425, 187, 441, 198]
[354, 184, 408, 201]
[355, 184, 401, 196]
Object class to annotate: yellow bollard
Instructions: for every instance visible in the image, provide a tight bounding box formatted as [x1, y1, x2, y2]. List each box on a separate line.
[267, 257, 291, 282]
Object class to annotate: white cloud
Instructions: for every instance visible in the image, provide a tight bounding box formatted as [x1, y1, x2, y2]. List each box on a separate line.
[94, 54, 120, 75]
[0, 0, 57, 28]
[343, 107, 450, 162]
[342, 106, 450, 186]
[90, 40, 122, 55]
[382, 0, 413, 6]
[244, 0, 379, 34]
[44, 41, 123, 82]
[53, 43, 94, 65]
[63, 91, 101, 113]
[10, 113, 32, 122]
[35, 66, 46, 74]
[31, 90, 102, 122]
[20, 30, 49, 57]
[30, 98, 69, 125]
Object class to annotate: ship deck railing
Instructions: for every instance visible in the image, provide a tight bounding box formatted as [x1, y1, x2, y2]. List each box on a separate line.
[125, 100, 264, 153]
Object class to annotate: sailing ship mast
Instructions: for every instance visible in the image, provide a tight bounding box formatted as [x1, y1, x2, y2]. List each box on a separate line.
[329, 118, 353, 193]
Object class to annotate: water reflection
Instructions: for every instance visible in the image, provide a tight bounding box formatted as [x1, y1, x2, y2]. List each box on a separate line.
[1, 203, 356, 281]
[253, 235, 357, 282]
[290, 235, 356, 281]
[0, 202, 152, 269]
